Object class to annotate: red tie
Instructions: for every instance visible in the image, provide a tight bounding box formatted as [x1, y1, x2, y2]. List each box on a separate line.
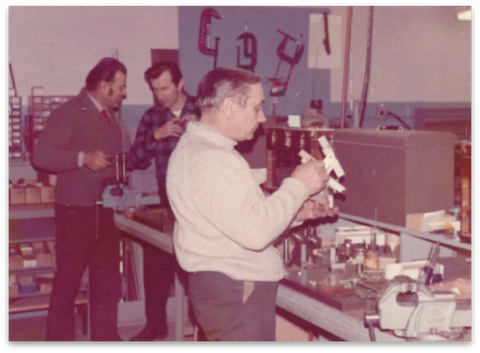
[101, 109, 110, 122]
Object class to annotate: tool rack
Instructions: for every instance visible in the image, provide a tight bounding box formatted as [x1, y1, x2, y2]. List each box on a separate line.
[9, 95, 24, 161]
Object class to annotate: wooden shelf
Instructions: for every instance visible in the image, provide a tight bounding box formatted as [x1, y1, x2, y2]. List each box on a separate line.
[9, 217, 56, 243]
[9, 292, 87, 314]
[9, 265, 55, 274]
[9, 203, 55, 220]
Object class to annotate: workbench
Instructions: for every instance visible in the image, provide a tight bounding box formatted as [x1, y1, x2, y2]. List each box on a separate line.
[114, 213, 187, 341]
[115, 208, 472, 341]
[114, 212, 404, 341]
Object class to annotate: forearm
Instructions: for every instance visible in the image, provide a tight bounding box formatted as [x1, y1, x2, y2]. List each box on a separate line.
[129, 124, 157, 169]
[32, 139, 80, 173]
[31, 114, 80, 173]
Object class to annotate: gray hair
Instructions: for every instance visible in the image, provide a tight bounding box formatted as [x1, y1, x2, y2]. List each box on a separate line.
[197, 67, 261, 113]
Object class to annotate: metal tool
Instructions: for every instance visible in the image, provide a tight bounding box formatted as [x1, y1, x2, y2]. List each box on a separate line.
[198, 7, 221, 69]
[364, 275, 471, 340]
[323, 12, 331, 55]
[268, 29, 304, 97]
[418, 241, 441, 285]
[236, 22, 257, 72]
[298, 135, 346, 207]
[97, 153, 160, 213]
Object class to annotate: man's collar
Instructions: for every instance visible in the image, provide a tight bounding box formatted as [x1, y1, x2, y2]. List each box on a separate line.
[86, 90, 105, 112]
[187, 121, 238, 150]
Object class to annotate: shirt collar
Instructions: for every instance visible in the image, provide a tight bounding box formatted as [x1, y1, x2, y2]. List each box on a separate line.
[158, 92, 196, 116]
[187, 121, 238, 151]
[86, 91, 106, 112]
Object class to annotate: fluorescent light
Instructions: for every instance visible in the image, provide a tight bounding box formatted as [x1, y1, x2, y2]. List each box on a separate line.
[456, 7, 471, 21]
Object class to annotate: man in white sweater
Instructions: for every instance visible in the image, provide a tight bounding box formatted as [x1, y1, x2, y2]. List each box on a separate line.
[166, 67, 332, 341]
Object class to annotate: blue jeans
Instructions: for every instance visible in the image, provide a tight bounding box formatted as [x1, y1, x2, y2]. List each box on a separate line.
[188, 271, 279, 341]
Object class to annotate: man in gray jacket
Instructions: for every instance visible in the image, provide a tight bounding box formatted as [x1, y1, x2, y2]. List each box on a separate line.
[33, 57, 128, 341]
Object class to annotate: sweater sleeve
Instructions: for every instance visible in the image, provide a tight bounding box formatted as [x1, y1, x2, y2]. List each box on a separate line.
[32, 105, 82, 173]
[189, 154, 309, 251]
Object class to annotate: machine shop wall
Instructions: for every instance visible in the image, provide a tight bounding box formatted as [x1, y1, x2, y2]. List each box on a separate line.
[8, 6, 472, 174]
[9, 6, 471, 123]
[179, 6, 471, 125]
[8, 6, 179, 107]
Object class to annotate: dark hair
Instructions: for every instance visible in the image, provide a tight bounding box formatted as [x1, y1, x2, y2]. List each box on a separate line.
[144, 61, 183, 87]
[85, 57, 127, 91]
[197, 67, 261, 113]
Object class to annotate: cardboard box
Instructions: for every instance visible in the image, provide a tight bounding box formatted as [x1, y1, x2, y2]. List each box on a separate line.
[9, 255, 23, 270]
[49, 174, 57, 186]
[406, 210, 456, 232]
[10, 283, 19, 296]
[36, 253, 53, 267]
[23, 255, 37, 268]
[9, 274, 17, 286]
[304, 108, 323, 117]
[36, 273, 54, 293]
[17, 274, 35, 285]
[46, 241, 56, 263]
[9, 187, 26, 205]
[25, 186, 42, 204]
[35, 241, 53, 267]
[41, 186, 55, 203]
[19, 244, 37, 268]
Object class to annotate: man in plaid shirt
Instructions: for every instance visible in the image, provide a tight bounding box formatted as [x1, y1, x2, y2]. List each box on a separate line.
[129, 61, 198, 341]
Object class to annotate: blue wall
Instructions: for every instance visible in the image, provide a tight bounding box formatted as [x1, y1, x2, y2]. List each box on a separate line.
[179, 6, 330, 118]
[177, 6, 470, 130]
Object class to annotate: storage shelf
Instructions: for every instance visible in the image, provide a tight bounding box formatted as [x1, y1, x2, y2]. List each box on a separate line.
[9, 217, 55, 243]
[9, 203, 55, 220]
[339, 212, 471, 252]
[9, 265, 55, 274]
[9, 292, 87, 314]
[9, 207, 57, 317]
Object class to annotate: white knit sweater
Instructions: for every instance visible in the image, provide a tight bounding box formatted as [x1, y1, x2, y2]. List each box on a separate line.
[166, 122, 309, 281]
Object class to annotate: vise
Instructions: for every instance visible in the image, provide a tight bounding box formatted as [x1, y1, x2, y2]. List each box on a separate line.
[98, 153, 160, 213]
[364, 275, 471, 341]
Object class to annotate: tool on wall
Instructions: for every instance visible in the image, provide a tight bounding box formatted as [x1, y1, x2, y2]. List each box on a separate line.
[323, 12, 331, 55]
[236, 22, 257, 72]
[268, 29, 304, 98]
[198, 7, 221, 69]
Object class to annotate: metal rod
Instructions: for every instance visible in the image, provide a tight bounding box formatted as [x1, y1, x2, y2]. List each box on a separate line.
[115, 154, 119, 181]
[340, 6, 353, 128]
[122, 153, 126, 184]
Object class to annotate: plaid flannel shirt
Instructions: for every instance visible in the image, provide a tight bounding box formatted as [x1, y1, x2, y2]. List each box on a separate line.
[129, 94, 199, 190]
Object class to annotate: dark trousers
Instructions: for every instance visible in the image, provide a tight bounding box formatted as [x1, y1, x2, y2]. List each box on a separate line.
[46, 204, 121, 341]
[142, 186, 175, 329]
[142, 243, 175, 328]
[188, 271, 279, 341]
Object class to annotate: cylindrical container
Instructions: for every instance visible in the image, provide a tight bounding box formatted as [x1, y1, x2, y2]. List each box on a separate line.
[363, 250, 379, 270]
[350, 243, 366, 264]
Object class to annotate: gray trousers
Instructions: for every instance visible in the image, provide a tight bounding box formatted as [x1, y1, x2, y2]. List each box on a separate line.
[188, 271, 279, 341]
